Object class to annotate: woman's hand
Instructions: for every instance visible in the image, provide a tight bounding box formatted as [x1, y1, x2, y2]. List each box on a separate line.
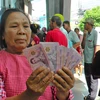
[26, 66, 54, 98]
[52, 67, 75, 100]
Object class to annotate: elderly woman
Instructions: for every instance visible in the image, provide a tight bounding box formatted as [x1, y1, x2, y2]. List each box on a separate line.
[0, 8, 74, 100]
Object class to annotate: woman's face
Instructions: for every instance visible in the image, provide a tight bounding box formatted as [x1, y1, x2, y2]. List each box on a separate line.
[3, 12, 31, 54]
[75, 29, 79, 35]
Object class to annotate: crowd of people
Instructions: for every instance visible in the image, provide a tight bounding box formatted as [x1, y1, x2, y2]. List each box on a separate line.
[0, 8, 100, 100]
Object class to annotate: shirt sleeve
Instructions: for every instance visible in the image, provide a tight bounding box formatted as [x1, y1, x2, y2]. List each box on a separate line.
[45, 31, 52, 42]
[79, 34, 83, 44]
[72, 32, 80, 44]
[52, 86, 74, 100]
[67, 90, 74, 100]
[0, 74, 6, 99]
[96, 31, 100, 45]
[93, 30, 97, 46]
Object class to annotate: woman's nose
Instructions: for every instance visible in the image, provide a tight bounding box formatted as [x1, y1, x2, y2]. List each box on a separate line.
[17, 26, 26, 35]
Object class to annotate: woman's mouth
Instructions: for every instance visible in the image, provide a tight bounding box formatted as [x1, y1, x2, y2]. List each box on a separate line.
[15, 39, 26, 44]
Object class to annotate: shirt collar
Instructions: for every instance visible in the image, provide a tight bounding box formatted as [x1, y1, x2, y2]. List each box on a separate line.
[67, 30, 71, 33]
[88, 28, 94, 35]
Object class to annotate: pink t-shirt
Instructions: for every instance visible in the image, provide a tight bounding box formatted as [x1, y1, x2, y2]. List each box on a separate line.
[0, 50, 73, 100]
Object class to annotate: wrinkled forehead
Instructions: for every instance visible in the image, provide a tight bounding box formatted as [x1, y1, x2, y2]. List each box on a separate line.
[6, 12, 29, 24]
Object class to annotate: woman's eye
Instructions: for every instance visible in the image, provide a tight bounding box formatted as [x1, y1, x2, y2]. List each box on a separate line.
[24, 25, 29, 28]
[11, 26, 17, 28]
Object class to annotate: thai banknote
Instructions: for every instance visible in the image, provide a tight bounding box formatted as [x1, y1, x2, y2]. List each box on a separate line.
[40, 42, 60, 72]
[59, 45, 66, 69]
[63, 48, 71, 67]
[65, 48, 82, 70]
[23, 44, 51, 70]
[23, 42, 82, 71]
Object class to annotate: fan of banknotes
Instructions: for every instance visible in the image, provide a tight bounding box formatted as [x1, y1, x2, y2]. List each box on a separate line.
[23, 42, 82, 72]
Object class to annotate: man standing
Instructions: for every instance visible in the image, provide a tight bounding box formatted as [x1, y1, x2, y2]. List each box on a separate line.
[45, 16, 68, 47]
[54, 13, 72, 48]
[82, 18, 100, 100]
[63, 21, 80, 49]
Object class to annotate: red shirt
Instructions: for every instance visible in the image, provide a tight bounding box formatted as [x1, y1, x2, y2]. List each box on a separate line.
[33, 35, 40, 44]
[45, 28, 68, 47]
[76, 46, 82, 55]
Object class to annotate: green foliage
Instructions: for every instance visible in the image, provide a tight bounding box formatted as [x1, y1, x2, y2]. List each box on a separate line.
[79, 6, 100, 31]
